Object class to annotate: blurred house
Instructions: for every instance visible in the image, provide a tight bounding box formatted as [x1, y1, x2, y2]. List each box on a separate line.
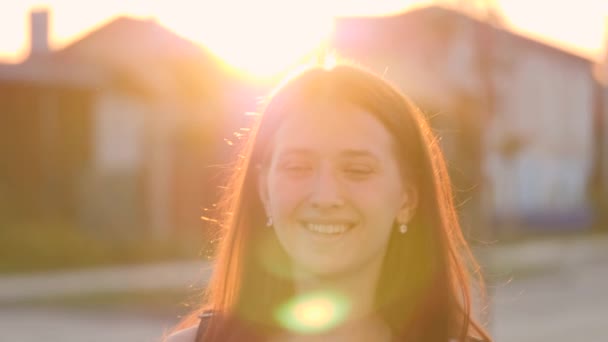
[596, 29, 608, 225]
[332, 5, 604, 233]
[0, 10, 237, 238]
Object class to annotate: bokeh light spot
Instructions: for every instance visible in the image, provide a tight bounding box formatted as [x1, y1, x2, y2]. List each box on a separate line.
[275, 290, 350, 334]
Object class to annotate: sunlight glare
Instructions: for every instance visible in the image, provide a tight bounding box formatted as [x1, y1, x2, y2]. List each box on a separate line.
[276, 290, 350, 334]
[161, 1, 336, 79]
[323, 52, 338, 70]
[1, 0, 606, 73]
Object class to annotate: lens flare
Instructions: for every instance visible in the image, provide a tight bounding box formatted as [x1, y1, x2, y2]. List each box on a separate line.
[322, 52, 338, 70]
[275, 290, 350, 334]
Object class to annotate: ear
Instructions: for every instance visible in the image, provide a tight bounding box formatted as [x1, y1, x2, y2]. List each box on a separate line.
[397, 183, 418, 224]
[257, 166, 271, 217]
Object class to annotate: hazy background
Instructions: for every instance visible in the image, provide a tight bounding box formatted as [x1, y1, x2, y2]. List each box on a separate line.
[1, 1, 607, 341]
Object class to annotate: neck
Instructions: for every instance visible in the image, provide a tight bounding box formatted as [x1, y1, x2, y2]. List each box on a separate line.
[275, 257, 392, 342]
[291, 254, 385, 324]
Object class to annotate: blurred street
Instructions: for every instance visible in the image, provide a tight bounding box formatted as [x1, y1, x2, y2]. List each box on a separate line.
[0, 235, 606, 342]
[0, 307, 175, 342]
[492, 254, 607, 342]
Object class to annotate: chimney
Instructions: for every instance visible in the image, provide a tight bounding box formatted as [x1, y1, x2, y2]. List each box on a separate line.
[603, 16, 608, 84]
[29, 9, 50, 57]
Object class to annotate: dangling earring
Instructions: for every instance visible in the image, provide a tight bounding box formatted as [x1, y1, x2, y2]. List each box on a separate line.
[266, 216, 273, 227]
[398, 223, 408, 234]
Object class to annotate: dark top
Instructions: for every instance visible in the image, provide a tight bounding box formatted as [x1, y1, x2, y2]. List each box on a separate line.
[195, 311, 213, 342]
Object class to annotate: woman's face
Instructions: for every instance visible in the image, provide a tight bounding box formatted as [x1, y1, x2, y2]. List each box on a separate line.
[259, 101, 416, 277]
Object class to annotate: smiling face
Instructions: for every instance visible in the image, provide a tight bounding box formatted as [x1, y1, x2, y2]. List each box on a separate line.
[258, 101, 417, 278]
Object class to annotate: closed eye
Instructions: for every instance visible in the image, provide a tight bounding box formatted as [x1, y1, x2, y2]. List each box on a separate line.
[343, 165, 374, 178]
[279, 162, 313, 176]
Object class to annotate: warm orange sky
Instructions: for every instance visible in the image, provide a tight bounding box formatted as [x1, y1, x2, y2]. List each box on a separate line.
[1, 0, 607, 77]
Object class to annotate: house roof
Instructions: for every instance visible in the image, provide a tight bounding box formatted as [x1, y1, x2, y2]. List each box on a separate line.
[0, 15, 229, 101]
[54, 16, 211, 63]
[331, 5, 601, 109]
[334, 5, 594, 66]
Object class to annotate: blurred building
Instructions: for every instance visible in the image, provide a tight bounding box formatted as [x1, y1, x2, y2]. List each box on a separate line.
[592, 22, 608, 227]
[332, 5, 605, 234]
[0, 10, 238, 238]
[3, 6, 606, 239]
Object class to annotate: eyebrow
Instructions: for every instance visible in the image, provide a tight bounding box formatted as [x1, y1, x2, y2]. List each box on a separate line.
[339, 149, 379, 159]
[277, 148, 379, 160]
[276, 148, 315, 158]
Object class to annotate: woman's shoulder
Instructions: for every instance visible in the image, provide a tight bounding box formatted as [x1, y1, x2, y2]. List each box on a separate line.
[165, 326, 198, 342]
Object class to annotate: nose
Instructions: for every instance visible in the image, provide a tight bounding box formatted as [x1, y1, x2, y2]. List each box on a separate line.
[309, 166, 344, 209]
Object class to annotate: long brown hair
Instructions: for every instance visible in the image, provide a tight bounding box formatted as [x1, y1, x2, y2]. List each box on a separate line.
[170, 63, 492, 342]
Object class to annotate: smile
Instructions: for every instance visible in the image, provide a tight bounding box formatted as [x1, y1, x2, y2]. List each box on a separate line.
[301, 222, 354, 235]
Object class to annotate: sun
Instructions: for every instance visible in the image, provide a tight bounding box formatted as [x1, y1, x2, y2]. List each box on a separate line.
[206, 14, 334, 79]
[160, 1, 336, 80]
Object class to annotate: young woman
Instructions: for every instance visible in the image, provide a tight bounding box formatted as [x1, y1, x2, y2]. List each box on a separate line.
[165, 62, 492, 342]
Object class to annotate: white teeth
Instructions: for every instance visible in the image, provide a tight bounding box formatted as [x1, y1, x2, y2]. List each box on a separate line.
[304, 223, 349, 234]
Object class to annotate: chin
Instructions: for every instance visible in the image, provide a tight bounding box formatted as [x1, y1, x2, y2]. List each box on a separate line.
[292, 259, 360, 279]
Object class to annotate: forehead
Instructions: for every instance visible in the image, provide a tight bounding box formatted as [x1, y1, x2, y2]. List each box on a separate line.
[271, 102, 395, 158]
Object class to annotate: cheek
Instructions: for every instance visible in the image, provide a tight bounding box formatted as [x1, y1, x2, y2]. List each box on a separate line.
[267, 174, 309, 217]
[349, 178, 403, 218]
